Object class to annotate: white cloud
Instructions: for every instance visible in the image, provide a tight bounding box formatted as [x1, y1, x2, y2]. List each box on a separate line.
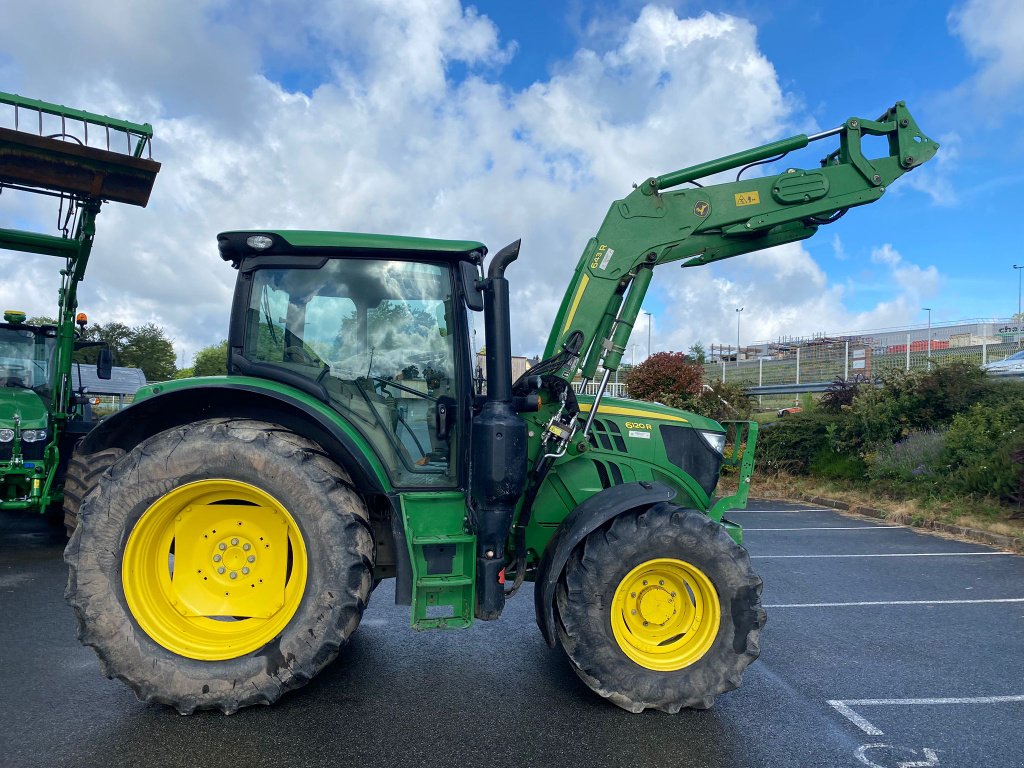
[0, 2, 936, 368]
[949, 0, 1024, 105]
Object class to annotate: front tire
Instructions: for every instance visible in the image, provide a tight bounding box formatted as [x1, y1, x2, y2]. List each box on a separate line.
[554, 503, 765, 713]
[64, 418, 373, 714]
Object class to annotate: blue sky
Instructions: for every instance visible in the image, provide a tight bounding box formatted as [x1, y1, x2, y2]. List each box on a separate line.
[0, 0, 1020, 361]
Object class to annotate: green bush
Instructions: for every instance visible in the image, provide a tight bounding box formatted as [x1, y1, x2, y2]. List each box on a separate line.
[662, 380, 753, 422]
[942, 399, 1024, 501]
[756, 410, 851, 475]
[810, 448, 866, 480]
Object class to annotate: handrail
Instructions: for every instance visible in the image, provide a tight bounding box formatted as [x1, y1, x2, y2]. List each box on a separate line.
[0, 91, 153, 158]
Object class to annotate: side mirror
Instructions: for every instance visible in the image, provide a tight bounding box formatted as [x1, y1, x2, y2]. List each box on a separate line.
[97, 347, 113, 380]
[435, 395, 456, 441]
[460, 261, 484, 312]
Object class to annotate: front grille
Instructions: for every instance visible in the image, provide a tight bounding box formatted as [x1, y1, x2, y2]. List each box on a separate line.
[0, 441, 45, 462]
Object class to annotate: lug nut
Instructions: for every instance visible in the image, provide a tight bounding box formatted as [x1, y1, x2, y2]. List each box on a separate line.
[230, 571, 238, 580]
[231, 538, 239, 546]
[243, 543, 251, 551]
[213, 554, 222, 562]
[659, 580, 664, 586]
[631, 610, 636, 615]
[218, 543, 227, 551]
[642, 580, 648, 586]
[217, 566, 225, 574]
[642, 621, 649, 627]
[630, 592, 636, 598]
[247, 555, 255, 563]
[242, 567, 250, 575]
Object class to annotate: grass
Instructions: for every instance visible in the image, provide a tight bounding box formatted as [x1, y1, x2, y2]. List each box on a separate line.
[741, 472, 1024, 545]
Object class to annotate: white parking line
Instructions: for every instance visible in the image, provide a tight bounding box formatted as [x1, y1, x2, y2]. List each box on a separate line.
[829, 695, 1024, 735]
[752, 552, 1011, 559]
[744, 526, 904, 531]
[766, 598, 1024, 608]
[735, 509, 836, 513]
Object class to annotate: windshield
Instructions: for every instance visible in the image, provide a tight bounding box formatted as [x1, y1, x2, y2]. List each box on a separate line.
[243, 258, 460, 487]
[0, 327, 55, 397]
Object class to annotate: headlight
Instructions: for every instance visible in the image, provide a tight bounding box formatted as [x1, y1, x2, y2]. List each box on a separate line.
[0, 429, 13, 442]
[21, 430, 47, 443]
[699, 430, 726, 455]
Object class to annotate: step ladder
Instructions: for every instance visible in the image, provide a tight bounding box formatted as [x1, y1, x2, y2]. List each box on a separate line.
[400, 492, 475, 629]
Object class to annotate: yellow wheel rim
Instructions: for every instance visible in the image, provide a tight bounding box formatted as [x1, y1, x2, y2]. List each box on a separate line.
[122, 479, 308, 661]
[610, 558, 720, 672]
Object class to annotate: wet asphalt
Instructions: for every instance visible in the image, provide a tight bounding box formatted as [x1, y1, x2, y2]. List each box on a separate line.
[1, 500, 1023, 768]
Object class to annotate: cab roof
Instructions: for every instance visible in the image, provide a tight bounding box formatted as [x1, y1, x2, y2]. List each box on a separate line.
[218, 230, 487, 267]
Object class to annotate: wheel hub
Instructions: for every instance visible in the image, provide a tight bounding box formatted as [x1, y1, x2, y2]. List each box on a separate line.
[211, 535, 258, 581]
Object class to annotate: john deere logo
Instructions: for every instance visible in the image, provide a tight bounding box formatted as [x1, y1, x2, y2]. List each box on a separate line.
[694, 201, 711, 218]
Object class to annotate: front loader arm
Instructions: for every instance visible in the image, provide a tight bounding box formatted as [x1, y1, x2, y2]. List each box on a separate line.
[542, 101, 938, 387]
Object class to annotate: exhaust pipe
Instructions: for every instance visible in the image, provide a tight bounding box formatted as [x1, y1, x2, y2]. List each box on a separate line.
[471, 239, 528, 620]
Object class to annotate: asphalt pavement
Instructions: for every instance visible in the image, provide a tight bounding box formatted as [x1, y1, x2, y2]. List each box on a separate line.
[1, 500, 1022, 768]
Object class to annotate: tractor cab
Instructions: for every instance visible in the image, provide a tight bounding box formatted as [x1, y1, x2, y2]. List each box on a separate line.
[218, 230, 485, 489]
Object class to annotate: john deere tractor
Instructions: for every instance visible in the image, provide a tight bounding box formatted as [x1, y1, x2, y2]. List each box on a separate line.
[65, 103, 937, 714]
[0, 92, 159, 522]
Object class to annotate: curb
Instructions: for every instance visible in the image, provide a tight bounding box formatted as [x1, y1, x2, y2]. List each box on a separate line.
[770, 492, 1023, 553]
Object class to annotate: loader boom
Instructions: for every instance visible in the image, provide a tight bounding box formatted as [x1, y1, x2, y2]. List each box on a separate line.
[542, 102, 938, 393]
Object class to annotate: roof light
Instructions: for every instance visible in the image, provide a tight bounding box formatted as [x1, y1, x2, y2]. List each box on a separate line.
[76, 313, 88, 327]
[0, 429, 13, 443]
[246, 235, 274, 251]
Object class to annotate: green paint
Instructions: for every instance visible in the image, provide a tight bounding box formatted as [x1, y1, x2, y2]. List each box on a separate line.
[136, 375, 393, 492]
[224, 229, 486, 256]
[400, 491, 474, 629]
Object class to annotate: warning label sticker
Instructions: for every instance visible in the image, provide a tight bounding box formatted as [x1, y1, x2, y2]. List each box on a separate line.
[734, 191, 760, 207]
[628, 430, 651, 440]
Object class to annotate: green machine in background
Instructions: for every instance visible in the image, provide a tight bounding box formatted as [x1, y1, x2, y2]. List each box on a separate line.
[0, 92, 160, 520]
[65, 103, 937, 714]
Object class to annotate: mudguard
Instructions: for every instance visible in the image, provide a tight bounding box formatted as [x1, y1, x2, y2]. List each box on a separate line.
[533, 481, 676, 647]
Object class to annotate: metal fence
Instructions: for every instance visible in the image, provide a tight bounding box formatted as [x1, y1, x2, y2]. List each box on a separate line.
[706, 338, 1019, 388]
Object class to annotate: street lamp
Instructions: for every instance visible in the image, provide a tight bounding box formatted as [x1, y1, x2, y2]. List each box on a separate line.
[736, 307, 744, 367]
[1014, 265, 1023, 346]
[922, 307, 932, 369]
[641, 310, 652, 359]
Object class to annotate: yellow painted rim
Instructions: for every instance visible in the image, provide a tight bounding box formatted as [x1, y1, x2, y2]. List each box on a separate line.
[611, 558, 720, 671]
[122, 479, 308, 661]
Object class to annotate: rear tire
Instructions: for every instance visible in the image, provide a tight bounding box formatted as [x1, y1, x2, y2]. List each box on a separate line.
[554, 503, 765, 713]
[64, 418, 373, 714]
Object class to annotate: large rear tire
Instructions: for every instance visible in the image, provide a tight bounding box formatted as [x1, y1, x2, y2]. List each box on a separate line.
[64, 418, 373, 714]
[554, 503, 765, 713]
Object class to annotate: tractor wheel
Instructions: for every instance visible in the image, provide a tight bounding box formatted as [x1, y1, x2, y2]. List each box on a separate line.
[554, 502, 765, 713]
[64, 418, 373, 714]
[62, 444, 126, 535]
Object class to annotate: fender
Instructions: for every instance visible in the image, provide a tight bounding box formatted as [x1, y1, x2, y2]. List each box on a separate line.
[77, 381, 390, 495]
[533, 481, 676, 647]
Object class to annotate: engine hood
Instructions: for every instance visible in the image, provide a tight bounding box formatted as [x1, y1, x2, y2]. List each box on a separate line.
[0, 388, 49, 429]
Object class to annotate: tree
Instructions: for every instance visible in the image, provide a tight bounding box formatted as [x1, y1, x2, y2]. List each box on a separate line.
[120, 323, 176, 381]
[625, 351, 704, 402]
[193, 340, 229, 377]
[687, 342, 706, 364]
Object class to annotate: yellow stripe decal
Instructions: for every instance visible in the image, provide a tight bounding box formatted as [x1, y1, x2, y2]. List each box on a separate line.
[561, 274, 590, 335]
[578, 402, 688, 423]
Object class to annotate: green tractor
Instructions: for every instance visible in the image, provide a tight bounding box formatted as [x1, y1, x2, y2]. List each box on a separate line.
[0, 92, 160, 522]
[65, 103, 937, 714]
